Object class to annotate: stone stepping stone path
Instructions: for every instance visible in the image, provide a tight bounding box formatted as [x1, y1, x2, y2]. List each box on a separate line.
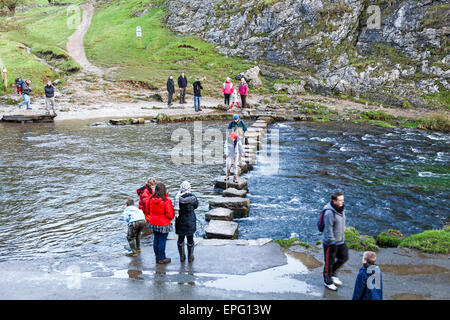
[206, 117, 273, 239]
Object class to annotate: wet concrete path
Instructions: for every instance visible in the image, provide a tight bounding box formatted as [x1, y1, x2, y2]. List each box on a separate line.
[0, 236, 448, 299]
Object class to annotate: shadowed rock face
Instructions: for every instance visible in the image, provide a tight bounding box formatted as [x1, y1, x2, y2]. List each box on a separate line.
[164, 0, 449, 108]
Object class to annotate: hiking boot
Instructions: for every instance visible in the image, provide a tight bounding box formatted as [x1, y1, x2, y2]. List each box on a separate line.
[178, 243, 186, 262]
[331, 276, 343, 286]
[187, 244, 195, 263]
[157, 258, 171, 264]
[324, 282, 338, 291]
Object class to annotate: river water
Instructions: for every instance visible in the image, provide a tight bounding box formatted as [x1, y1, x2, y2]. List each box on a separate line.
[0, 120, 448, 261]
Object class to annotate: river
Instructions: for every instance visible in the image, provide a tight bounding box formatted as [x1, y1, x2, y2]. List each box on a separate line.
[0, 119, 448, 262]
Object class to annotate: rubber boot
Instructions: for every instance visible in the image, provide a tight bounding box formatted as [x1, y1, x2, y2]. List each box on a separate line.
[126, 239, 138, 257]
[178, 242, 186, 262]
[187, 243, 195, 263]
[136, 232, 142, 253]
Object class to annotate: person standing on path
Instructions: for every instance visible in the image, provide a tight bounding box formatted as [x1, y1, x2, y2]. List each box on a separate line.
[322, 192, 348, 291]
[15, 77, 23, 95]
[193, 78, 203, 112]
[352, 251, 383, 300]
[18, 79, 32, 110]
[44, 80, 56, 115]
[119, 199, 147, 257]
[222, 77, 233, 106]
[238, 78, 248, 108]
[174, 181, 199, 263]
[145, 183, 174, 264]
[167, 76, 175, 107]
[178, 71, 188, 104]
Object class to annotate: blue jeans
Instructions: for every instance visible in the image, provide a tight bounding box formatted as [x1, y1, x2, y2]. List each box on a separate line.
[153, 231, 168, 260]
[18, 94, 30, 109]
[194, 96, 201, 111]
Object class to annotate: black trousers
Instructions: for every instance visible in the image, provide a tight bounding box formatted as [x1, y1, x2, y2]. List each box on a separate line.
[241, 94, 246, 108]
[224, 94, 230, 105]
[323, 242, 349, 284]
[178, 235, 194, 246]
[168, 91, 173, 105]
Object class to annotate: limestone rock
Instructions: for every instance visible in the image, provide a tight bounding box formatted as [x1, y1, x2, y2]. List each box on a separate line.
[205, 207, 233, 221]
[214, 176, 248, 190]
[223, 188, 248, 198]
[205, 220, 238, 239]
[209, 196, 250, 218]
[235, 66, 262, 88]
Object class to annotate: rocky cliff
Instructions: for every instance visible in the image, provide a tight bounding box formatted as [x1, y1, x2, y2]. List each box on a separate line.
[163, 0, 449, 109]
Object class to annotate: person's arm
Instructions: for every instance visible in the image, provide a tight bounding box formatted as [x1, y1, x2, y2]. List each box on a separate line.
[193, 195, 199, 210]
[241, 120, 247, 132]
[165, 199, 175, 220]
[227, 121, 233, 130]
[352, 271, 365, 300]
[323, 210, 336, 245]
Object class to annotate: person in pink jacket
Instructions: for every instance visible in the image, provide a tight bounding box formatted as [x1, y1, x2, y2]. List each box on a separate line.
[239, 78, 248, 108]
[222, 77, 233, 106]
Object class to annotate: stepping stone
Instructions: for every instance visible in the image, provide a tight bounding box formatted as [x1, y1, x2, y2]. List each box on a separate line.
[205, 220, 239, 239]
[205, 207, 233, 221]
[223, 188, 248, 198]
[214, 176, 248, 190]
[252, 122, 268, 128]
[209, 196, 250, 218]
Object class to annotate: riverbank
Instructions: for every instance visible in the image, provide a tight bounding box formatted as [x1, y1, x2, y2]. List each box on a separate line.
[0, 237, 448, 300]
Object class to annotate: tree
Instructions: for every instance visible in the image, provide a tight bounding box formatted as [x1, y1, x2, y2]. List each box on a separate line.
[0, 0, 25, 16]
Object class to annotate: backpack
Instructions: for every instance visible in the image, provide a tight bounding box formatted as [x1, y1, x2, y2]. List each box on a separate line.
[317, 209, 334, 232]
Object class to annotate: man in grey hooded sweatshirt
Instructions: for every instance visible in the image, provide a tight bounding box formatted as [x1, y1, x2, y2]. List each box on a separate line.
[322, 192, 348, 291]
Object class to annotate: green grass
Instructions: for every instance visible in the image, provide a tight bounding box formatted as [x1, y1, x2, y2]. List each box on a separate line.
[274, 237, 313, 249]
[376, 229, 404, 248]
[84, 0, 253, 96]
[345, 227, 379, 251]
[398, 229, 450, 254]
[0, 0, 82, 93]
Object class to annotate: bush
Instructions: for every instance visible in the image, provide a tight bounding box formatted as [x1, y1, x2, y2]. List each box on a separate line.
[345, 227, 379, 251]
[376, 229, 404, 248]
[398, 229, 450, 254]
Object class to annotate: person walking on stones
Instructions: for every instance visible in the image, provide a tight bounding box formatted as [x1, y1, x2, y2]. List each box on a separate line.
[137, 177, 157, 216]
[193, 77, 203, 112]
[227, 114, 247, 144]
[178, 71, 188, 104]
[119, 199, 147, 257]
[224, 132, 246, 183]
[238, 78, 248, 108]
[352, 251, 383, 300]
[322, 192, 348, 291]
[145, 183, 174, 264]
[222, 77, 233, 106]
[15, 76, 23, 95]
[174, 181, 199, 263]
[44, 80, 56, 115]
[18, 79, 32, 110]
[167, 75, 175, 107]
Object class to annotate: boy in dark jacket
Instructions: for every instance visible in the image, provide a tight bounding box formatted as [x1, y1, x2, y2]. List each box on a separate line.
[178, 71, 188, 104]
[352, 251, 383, 300]
[18, 79, 32, 110]
[44, 80, 56, 115]
[167, 76, 175, 106]
[193, 78, 203, 112]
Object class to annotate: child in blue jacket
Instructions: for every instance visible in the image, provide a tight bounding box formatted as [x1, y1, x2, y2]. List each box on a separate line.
[352, 251, 383, 300]
[119, 199, 147, 257]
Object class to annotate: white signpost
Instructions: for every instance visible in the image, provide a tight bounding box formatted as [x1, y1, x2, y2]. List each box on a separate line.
[136, 26, 142, 48]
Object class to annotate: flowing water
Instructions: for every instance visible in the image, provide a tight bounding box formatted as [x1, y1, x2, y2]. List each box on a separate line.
[0, 120, 448, 262]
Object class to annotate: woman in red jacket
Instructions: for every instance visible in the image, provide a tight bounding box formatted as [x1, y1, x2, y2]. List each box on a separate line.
[136, 177, 157, 215]
[222, 77, 233, 106]
[145, 183, 174, 264]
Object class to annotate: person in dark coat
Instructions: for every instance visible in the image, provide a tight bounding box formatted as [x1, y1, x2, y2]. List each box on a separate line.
[166, 76, 175, 107]
[44, 80, 56, 115]
[352, 251, 383, 300]
[18, 79, 32, 109]
[177, 71, 188, 104]
[192, 78, 203, 112]
[174, 181, 198, 263]
[15, 77, 23, 95]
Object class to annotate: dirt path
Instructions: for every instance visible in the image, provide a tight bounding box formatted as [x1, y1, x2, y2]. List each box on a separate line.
[65, 3, 103, 77]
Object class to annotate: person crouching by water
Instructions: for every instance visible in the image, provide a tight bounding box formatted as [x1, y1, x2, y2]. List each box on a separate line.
[225, 132, 246, 183]
[120, 199, 147, 257]
[145, 183, 174, 264]
[174, 181, 199, 263]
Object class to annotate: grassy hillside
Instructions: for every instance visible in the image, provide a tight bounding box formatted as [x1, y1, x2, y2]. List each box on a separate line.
[0, 0, 81, 94]
[84, 0, 254, 96]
